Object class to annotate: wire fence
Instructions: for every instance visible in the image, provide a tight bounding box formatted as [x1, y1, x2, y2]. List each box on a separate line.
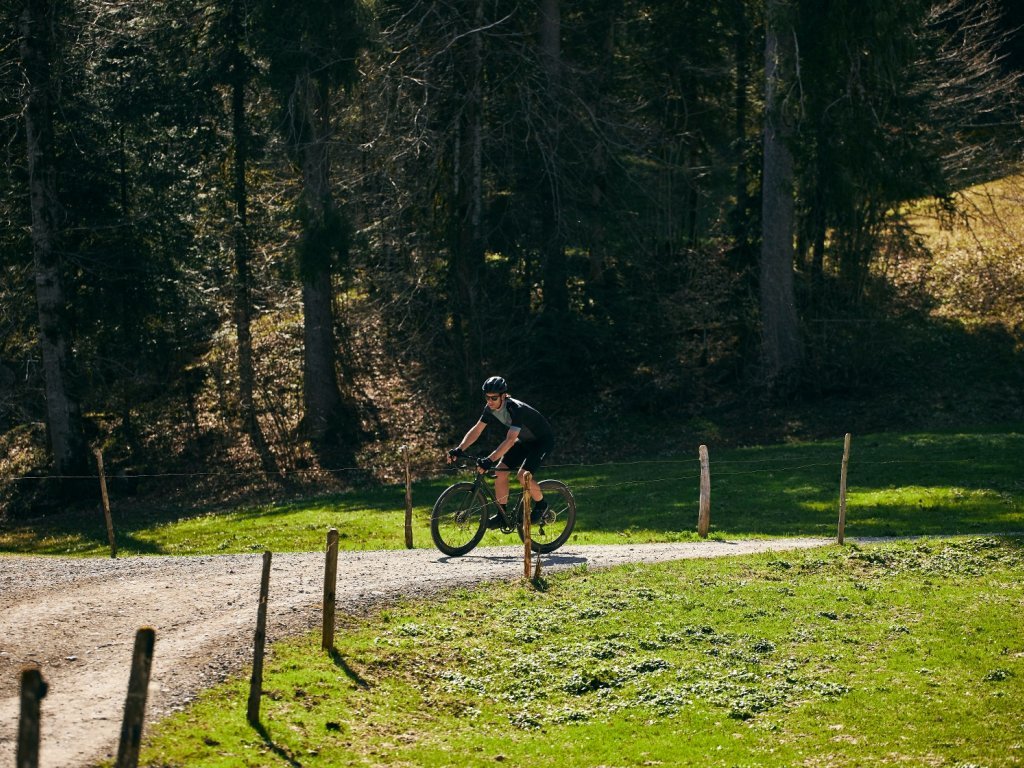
[1, 450, 1007, 487]
[5, 436, 1020, 552]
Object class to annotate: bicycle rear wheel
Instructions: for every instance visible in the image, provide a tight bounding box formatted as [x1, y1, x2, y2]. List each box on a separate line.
[431, 482, 488, 557]
[519, 479, 576, 554]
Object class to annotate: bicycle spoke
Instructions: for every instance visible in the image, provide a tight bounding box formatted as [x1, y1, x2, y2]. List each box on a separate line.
[431, 483, 488, 557]
[521, 480, 576, 554]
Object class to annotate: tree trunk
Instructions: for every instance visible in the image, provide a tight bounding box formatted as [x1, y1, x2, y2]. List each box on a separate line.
[449, 0, 485, 393]
[759, 0, 802, 388]
[730, 0, 756, 260]
[587, 0, 619, 285]
[292, 72, 359, 467]
[229, 0, 282, 482]
[20, 0, 88, 480]
[539, 0, 568, 317]
[809, 142, 827, 298]
[301, 263, 346, 446]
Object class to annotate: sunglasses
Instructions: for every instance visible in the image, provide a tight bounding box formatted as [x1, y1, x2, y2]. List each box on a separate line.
[485, 394, 503, 402]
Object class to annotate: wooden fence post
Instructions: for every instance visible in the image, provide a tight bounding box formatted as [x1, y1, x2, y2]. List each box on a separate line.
[94, 448, 117, 558]
[247, 551, 272, 726]
[402, 447, 414, 549]
[322, 528, 339, 650]
[838, 433, 851, 545]
[522, 472, 533, 580]
[115, 627, 155, 768]
[697, 445, 711, 538]
[17, 668, 47, 768]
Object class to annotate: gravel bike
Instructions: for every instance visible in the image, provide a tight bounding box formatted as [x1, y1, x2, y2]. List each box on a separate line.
[430, 454, 577, 557]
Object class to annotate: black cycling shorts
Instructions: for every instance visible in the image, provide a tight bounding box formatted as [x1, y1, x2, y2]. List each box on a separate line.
[499, 437, 553, 475]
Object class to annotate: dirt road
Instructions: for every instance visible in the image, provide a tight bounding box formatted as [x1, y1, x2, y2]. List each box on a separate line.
[0, 538, 834, 767]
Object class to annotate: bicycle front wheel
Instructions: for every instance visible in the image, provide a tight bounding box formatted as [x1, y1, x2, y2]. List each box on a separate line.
[431, 482, 488, 557]
[519, 479, 576, 554]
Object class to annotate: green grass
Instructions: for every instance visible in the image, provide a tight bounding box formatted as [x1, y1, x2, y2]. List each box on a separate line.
[3, 428, 1022, 555]
[7, 429, 1020, 765]
[129, 536, 1024, 767]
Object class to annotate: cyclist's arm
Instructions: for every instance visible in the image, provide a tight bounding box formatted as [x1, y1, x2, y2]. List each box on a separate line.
[454, 420, 487, 454]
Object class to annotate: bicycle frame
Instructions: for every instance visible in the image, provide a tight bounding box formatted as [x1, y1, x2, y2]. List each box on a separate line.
[465, 466, 527, 531]
[430, 458, 577, 557]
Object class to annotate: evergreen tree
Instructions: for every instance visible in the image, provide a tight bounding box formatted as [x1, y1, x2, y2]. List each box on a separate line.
[19, 0, 89, 483]
[253, 0, 367, 466]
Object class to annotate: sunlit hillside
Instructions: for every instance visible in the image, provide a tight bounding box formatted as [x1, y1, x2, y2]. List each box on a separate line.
[905, 175, 1024, 332]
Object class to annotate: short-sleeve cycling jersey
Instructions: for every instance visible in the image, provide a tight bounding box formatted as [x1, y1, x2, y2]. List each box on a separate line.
[479, 397, 553, 444]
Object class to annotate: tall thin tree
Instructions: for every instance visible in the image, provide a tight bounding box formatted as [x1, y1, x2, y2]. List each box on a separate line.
[538, 0, 568, 317]
[19, 0, 88, 481]
[256, 0, 365, 466]
[759, 0, 802, 388]
[226, 0, 282, 481]
[448, 0, 486, 393]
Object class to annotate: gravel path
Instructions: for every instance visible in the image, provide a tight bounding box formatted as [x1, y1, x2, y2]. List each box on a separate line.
[0, 537, 834, 767]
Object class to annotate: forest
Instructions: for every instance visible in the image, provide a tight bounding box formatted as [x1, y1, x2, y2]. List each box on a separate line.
[2, 0, 1023, 517]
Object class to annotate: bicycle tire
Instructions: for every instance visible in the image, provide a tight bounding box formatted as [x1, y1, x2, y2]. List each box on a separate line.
[518, 479, 576, 554]
[430, 482, 489, 557]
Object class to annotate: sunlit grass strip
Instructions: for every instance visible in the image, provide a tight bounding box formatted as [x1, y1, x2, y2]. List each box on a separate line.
[2, 429, 1022, 556]
[132, 536, 1024, 768]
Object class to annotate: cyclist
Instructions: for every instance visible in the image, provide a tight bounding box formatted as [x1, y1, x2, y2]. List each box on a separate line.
[448, 376, 554, 528]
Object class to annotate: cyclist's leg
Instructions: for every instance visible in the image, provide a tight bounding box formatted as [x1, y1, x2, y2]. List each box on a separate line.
[494, 464, 511, 506]
[498, 443, 528, 505]
[516, 438, 553, 503]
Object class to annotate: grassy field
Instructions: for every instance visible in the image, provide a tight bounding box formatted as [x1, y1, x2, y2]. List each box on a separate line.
[2, 428, 1021, 556]
[5, 427, 1021, 766]
[128, 536, 1024, 767]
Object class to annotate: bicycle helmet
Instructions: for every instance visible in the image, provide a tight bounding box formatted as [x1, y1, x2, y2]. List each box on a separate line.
[482, 376, 508, 394]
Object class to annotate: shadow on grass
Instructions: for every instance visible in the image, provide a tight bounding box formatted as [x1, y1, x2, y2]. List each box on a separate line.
[567, 430, 1024, 539]
[529, 575, 551, 592]
[252, 722, 303, 768]
[0, 517, 170, 556]
[328, 648, 370, 689]
[0, 480, 438, 555]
